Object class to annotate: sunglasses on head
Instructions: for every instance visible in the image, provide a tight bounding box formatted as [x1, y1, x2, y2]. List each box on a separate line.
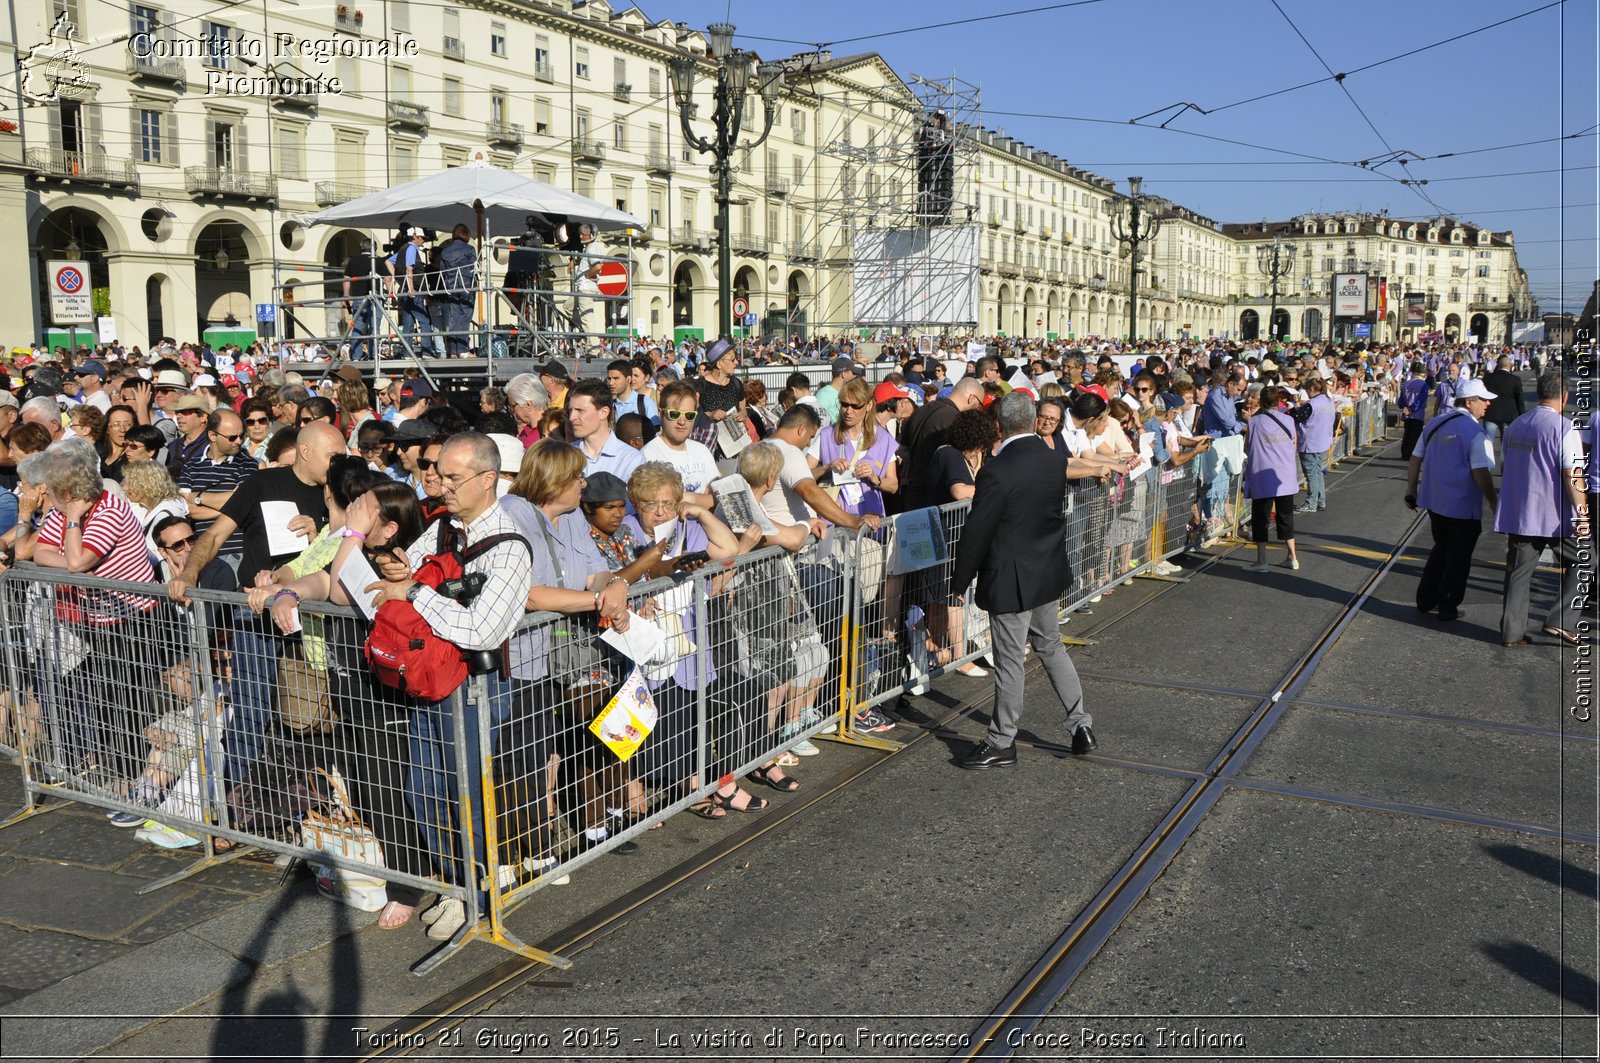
[661, 408, 695, 421]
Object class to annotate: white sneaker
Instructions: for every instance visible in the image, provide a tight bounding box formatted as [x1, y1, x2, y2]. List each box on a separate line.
[424, 898, 467, 940]
[1247, 562, 1271, 573]
[791, 739, 820, 756]
[1281, 558, 1301, 570]
[1154, 560, 1183, 576]
[495, 864, 518, 891]
[420, 898, 448, 925]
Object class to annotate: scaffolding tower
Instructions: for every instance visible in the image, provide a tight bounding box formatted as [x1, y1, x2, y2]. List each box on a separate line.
[788, 69, 983, 339]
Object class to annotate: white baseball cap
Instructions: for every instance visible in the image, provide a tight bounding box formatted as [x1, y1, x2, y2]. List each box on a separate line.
[1455, 378, 1494, 403]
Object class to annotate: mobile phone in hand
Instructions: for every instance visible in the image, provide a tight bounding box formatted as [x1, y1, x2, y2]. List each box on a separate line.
[674, 550, 711, 572]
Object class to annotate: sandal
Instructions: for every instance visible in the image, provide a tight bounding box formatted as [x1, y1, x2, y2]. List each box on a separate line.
[749, 765, 799, 793]
[688, 797, 727, 820]
[377, 900, 414, 930]
[718, 787, 769, 813]
[1542, 626, 1583, 647]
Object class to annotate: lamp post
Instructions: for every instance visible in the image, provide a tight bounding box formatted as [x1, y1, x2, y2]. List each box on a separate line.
[1256, 233, 1296, 344]
[1110, 176, 1163, 342]
[667, 24, 784, 342]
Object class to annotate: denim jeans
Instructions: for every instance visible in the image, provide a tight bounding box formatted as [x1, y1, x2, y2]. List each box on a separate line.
[1299, 451, 1327, 509]
[439, 298, 473, 356]
[227, 610, 282, 789]
[346, 297, 378, 360]
[397, 296, 435, 355]
[407, 674, 517, 906]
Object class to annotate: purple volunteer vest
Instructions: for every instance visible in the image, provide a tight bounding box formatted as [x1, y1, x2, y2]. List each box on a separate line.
[1244, 409, 1299, 499]
[1418, 410, 1489, 521]
[1299, 393, 1337, 453]
[1495, 406, 1575, 538]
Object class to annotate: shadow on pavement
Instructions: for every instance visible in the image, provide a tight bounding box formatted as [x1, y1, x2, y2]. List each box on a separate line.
[1482, 941, 1599, 1012]
[1484, 842, 1599, 897]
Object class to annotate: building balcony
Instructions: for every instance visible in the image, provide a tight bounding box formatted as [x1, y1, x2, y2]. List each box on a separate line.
[1046, 270, 1064, 285]
[1012, 219, 1028, 235]
[1023, 266, 1043, 282]
[1469, 299, 1514, 312]
[1067, 273, 1083, 285]
[386, 100, 430, 133]
[442, 35, 464, 61]
[644, 151, 675, 176]
[315, 180, 377, 207]
[986, 212, 1001, 228]
[765, 175, 791, 198]
[125, 51, 184, 85]
[27, 147, 139, 190]
[1040, 227, 1053, 241]
[534, 59, 555, 82]
[486, 120, 524, 149]
[673, 225, 715, 251]
[979, 258, 997, 273]
[997, 261, 1020, 277]
[731, 233, 772, 256]
[271, 84, 320, 110]
[613, 82, 631, 102]
[788, 240, 819, 262]
[333, 9, 364, 33]
[185, 166, 277, 202]
[572, 138, 606, 166]
[1089, 276, 1107, 289]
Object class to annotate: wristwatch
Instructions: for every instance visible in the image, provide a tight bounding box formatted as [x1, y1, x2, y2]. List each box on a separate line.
[406, 583, 425, 604]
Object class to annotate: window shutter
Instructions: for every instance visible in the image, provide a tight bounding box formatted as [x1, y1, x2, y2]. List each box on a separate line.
[85, 101, 103, 155]
[203, 114, 216, 168]
[165, 106, 178, 166]
[236, 122, 248, 173]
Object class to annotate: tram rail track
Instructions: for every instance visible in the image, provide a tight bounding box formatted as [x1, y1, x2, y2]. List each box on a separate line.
[339, 432, 1416, 1062]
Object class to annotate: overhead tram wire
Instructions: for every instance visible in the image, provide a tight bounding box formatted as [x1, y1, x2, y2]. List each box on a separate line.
[1200, 0, 1563, 117]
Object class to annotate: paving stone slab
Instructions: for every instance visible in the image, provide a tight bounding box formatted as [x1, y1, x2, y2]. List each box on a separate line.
[0, 931, 244, 1061]
[1038, 788, 1598, 1058]
[1248, 704, 1599, 837]
[0, 928, 131, 992]
[0, 862, 184, 940]
[185, 876, 376, 967]
[122, 885, 265, 946]
[115, 848, 288, 895]
[7, 810, 155, 869]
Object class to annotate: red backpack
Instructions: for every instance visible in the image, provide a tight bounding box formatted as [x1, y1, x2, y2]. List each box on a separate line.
[363, 523, 529, 701]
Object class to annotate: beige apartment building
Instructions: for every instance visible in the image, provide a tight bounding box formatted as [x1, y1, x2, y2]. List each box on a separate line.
[2, 0, 1533, 350]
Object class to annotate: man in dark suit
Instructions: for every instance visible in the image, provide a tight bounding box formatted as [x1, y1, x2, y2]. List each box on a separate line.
[899, 378, 984, 510]
[950, 392, 1094, 769]
[1481, 354, 1525, 447]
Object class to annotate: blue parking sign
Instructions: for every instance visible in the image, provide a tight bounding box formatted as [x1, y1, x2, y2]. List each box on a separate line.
[256, 303, 276, 323]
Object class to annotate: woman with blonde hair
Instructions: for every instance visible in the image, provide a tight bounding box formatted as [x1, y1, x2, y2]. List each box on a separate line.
[120, 460, 188, 565]
[814, 377, 899, 517]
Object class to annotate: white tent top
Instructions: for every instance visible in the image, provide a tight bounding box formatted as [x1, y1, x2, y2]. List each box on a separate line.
[301, 161, 645, 235]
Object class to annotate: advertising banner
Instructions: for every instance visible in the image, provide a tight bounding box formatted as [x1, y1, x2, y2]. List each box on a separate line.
[1333, 274, 1367, 319]
[1404, 292, 1426, 327]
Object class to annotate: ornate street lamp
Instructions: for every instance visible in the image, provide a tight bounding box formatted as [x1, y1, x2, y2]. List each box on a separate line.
[1256, 233, 1296, 343]
[667, 24, 784, 341]
[1111, 176, 1164, 342]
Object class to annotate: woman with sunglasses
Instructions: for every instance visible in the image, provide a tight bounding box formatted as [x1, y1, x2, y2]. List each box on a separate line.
[814, 377, 899, 518]
[239, 399, 274, 465]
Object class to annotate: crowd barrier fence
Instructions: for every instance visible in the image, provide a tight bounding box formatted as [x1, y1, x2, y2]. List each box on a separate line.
[0, 398, 1392, 973]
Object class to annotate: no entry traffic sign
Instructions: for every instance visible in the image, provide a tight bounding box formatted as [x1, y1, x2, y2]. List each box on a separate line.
[595, 260, 629, 297]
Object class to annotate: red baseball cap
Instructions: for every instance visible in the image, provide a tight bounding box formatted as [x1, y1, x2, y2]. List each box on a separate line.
[1079, 383, 1110, 401]
[872, 381, 913, 406]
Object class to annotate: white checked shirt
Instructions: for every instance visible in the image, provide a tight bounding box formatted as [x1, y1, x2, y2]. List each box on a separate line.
[404, 500, 533, 652]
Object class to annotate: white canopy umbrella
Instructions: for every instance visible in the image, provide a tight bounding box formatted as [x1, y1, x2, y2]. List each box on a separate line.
[300, 161, 645, 235]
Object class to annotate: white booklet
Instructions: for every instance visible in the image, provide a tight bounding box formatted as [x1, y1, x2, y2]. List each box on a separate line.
[600, 610, 667, 664]
[336, 549, 383, 621]
[261, 500, 311, 557]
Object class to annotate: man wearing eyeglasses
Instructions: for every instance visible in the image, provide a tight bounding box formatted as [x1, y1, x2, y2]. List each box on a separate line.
[641, 380, 717, 507]
[348, 431, 535, 941]
[177, 408, 260, 572]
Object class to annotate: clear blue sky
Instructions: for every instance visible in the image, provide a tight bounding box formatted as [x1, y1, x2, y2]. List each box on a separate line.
[661, 0, 1598, 314]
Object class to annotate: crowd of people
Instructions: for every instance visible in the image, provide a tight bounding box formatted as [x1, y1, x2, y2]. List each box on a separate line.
[0, 330, 1581, 942]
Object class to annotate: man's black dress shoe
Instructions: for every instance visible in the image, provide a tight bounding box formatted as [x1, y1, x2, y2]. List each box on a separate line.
[1071, 726, 1098, 755]
[958, 740, 1017, 770]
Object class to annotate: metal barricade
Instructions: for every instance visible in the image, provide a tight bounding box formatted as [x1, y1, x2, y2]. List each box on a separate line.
[0, 568, 479, 969]
[846, 503, 992, 717]
[485, 538, 853, 929]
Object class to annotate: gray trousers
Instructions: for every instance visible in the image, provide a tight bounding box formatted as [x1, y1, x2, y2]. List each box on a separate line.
[1501, 534, 1584, 643]
[987, 600, 1090, 749]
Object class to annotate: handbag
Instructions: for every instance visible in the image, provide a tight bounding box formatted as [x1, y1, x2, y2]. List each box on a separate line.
[298, 767, 387, 912]
[276, 644, 336, 734]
